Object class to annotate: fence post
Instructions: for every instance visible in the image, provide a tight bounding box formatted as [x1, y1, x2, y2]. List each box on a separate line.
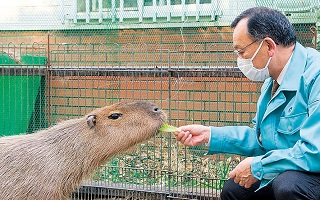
[112, 0, 116, 23]
[86, 0, 90, 23]
[138, 0, 144, 23]
[46, 33, 51, 127]
[98, 0, 103, 23]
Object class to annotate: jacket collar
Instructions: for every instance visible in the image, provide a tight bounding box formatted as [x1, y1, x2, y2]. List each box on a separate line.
[261, 42, 307, 120]
[277, 42, 307, 92]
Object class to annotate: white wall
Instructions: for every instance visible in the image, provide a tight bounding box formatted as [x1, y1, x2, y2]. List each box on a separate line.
[0, 0, 71, 30]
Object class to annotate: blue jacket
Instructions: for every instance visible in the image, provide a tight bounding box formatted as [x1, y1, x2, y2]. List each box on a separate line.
[207, 42, 320, 189]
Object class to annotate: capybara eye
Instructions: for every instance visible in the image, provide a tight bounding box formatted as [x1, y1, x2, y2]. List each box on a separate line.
[153, 107, 160, 112]
[108, 113, 123, 120]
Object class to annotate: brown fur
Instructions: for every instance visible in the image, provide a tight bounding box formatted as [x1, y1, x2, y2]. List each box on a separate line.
[0, 101, 166, 200]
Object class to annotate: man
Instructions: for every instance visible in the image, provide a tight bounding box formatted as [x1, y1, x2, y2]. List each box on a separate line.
[174, 7, 320, 200]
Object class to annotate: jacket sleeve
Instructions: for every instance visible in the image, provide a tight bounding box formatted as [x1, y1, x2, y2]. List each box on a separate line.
[251, 72, 320, 189]
[207, 124, 267, 156]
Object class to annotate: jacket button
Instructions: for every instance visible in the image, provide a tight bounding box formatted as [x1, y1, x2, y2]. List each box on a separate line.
[256, 172, 261, 177]
[288, 126, 292, 131]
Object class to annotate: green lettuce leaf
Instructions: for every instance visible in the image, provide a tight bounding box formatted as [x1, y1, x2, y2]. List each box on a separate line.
[158, 123, 179, 132]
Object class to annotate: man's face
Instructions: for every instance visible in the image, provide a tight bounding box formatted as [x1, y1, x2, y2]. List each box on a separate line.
[233, 18, 269, 70]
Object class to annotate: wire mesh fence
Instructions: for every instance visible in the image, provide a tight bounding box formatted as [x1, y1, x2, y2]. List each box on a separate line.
[0, 40, 258, 199]
[48, 41, 254, 199]
[0, 0, 319, 199]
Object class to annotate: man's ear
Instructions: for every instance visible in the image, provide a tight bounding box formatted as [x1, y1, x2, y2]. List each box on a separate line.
[86, 114, 97, 129]
[264, 37, 277, 57]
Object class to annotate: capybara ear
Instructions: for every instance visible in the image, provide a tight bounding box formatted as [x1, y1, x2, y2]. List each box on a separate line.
[86, 114, 97, 129]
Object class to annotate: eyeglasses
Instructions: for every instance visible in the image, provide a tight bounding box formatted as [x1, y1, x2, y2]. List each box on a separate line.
[233, 39, 259, 58]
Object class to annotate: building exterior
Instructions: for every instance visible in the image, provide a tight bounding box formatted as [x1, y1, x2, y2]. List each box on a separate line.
[0, 0, 319, 30]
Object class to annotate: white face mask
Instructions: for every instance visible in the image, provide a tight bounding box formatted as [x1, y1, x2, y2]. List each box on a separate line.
[237, 40, 272, 81]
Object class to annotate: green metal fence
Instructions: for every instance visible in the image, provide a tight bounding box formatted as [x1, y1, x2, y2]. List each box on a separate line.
[0, 44, 47, 135]
[0, 1, 319, 199]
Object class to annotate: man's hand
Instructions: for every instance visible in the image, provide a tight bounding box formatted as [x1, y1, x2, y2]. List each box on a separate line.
[229, 157, 258, 188]
[174, 125, 210, 146]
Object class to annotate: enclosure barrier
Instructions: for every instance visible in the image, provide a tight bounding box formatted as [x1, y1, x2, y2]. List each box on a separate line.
[0, 22, 317, 199]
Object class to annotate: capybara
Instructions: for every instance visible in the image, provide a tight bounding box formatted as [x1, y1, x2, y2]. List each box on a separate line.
[0, 101, 166, 200]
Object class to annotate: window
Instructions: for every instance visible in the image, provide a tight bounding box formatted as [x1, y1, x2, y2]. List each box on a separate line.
[124, 1, 137, 7]
[200, 0, 211, 3]
[144, 0, 167, 6]
[77, 0, 116, 12]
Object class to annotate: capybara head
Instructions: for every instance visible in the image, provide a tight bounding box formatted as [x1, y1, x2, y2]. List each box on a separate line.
[86, 101, 166, 147]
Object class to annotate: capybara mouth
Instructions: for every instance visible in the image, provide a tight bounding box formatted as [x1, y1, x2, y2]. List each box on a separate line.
[159, 114, 168, 129]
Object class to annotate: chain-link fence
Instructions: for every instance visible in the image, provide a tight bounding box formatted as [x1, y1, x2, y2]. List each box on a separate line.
[0, 0, 319, 199]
